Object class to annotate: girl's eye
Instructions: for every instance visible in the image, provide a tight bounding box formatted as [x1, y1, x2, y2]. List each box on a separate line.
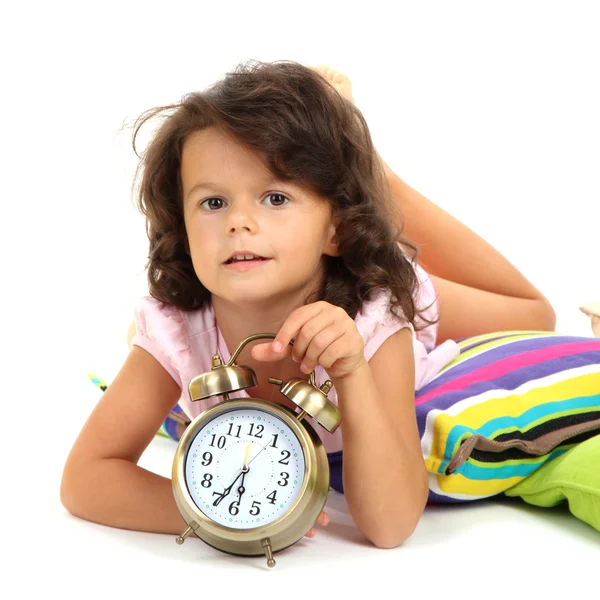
[200, 197, 225, 211]
[199, 193, 289, 211]
[263, 193, 289, 207]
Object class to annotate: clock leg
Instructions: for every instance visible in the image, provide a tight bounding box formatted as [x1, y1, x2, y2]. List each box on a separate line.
[261, 537, 276, 568]
[175, 525, 195, 545]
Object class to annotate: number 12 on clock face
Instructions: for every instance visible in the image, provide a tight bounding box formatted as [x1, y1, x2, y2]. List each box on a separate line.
[184, 408, 307, 529]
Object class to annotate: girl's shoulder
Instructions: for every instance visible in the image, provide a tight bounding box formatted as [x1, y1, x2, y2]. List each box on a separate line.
[355, 259, 440, 353]
[131, 296, 216, 386]
[354, 272, 460, 391]
[355, 287, 415, 362]
[355, 287, 409, 331]
[133, 296, 215, 338]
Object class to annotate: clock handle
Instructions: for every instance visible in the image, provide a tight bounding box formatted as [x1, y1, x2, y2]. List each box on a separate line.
[188, 333, 298, 404]
[227, 332, 279, 366]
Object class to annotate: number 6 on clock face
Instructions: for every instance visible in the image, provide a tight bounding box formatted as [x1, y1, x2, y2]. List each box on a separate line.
[185, 408, 306, 528]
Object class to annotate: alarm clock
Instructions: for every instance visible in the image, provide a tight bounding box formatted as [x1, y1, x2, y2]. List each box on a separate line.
[172, 333, 341, 567]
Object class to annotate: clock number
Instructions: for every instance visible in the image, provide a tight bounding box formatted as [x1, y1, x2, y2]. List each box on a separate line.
[212, 490, 226, 506]
[278, 450, 291, 465]
[201, 473, 213, 488]
[229, 501, 240, 516]
[266, 490, 278, 505]
[226, 423, 241, 438]
[277, 472, 289, 487]
[201, 452, 213, 466]
[269, 434, 278, 448]
[248, 423, 264, 438]
[249, 501, 261, 516]
[209, 434, 226, 449]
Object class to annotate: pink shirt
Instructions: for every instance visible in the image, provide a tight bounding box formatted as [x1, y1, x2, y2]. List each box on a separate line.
[131, 262, 459, 453]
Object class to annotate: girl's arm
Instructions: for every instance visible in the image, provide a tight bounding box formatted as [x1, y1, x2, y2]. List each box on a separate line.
[334, 327, 428, 549]
[60, 347, 189, 535]
[380, 157, 557, 342]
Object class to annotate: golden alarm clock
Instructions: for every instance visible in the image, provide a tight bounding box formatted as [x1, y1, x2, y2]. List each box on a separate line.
[172, 333, 341, 568]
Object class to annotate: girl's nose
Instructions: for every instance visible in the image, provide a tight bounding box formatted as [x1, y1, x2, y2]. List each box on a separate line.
[226, 202, 259, 232]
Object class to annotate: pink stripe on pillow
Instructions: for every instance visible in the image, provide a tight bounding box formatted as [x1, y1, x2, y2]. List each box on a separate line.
[415, 340, 599, 405]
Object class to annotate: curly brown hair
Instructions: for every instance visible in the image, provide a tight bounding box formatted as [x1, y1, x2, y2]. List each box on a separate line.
[125, 59, 437, 332]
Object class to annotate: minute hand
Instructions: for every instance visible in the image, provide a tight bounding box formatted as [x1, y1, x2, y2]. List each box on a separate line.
[213, 470, 244, 506]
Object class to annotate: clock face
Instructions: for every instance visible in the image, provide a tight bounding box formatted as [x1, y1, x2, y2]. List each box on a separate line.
[184, 407, 306, 529]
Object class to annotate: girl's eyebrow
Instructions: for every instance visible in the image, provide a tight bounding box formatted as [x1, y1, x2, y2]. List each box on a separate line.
[187, 181, 218, 198]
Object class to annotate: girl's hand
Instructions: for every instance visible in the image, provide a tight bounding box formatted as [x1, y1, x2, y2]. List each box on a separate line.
[250, 301, 366, 381]
[305, 511, 330, 538]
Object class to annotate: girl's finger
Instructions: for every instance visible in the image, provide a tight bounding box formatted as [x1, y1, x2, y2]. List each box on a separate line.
[317, 511, 330, 526]
[250, 340, 291, 362]
[301, 327, 346, 373]
[270, 302, 328, 355]
[288, 313, 339, 365]
[304, 511, 330, 538]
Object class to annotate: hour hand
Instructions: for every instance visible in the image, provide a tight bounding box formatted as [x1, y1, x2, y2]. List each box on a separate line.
[237, 470, 247, 502]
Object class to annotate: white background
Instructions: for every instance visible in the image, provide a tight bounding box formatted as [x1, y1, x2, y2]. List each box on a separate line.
[2, 1, 599, 597]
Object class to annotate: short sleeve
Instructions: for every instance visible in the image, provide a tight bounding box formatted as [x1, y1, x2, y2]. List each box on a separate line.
[356, 286, 460, 390]
[412, 262, 440, 353]
[131, 296, 192, 389]
[394, 242, 440, 352]
[356, 288, 414, 362]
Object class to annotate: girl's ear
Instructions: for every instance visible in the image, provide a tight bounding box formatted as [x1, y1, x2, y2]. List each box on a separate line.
[324, 222, 340, 257]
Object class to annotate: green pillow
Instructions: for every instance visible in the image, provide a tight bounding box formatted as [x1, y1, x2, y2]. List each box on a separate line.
[504, 433, 600, 532]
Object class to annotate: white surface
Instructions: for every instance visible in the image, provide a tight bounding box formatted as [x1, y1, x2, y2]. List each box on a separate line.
[3, 1, 600, 597]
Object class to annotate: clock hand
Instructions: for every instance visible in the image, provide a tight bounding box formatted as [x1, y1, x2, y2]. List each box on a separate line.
[237, 443, 252, 501]
[237, 469, 247, 502]
[246, 439, 273, 467]
[236, 443, 252, 502]
[214, 443, 253, 507]
[243, 443, 251, 468]
[213, 469, 244, 507]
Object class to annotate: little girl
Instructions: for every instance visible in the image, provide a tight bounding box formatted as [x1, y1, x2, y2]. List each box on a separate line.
[60, 60, 556, 549]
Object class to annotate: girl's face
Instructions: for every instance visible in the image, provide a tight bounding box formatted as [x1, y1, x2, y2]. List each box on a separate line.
[181, 127, 339, 307]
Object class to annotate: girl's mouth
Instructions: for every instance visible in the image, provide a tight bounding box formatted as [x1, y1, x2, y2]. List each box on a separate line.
[223, 257, 272, 271]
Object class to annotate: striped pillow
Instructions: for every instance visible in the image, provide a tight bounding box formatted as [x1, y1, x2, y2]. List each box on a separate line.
[416, 331, 600, 504]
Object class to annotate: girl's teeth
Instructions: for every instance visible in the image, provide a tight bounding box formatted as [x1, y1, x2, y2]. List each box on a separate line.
[229, 256, 266, 263]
